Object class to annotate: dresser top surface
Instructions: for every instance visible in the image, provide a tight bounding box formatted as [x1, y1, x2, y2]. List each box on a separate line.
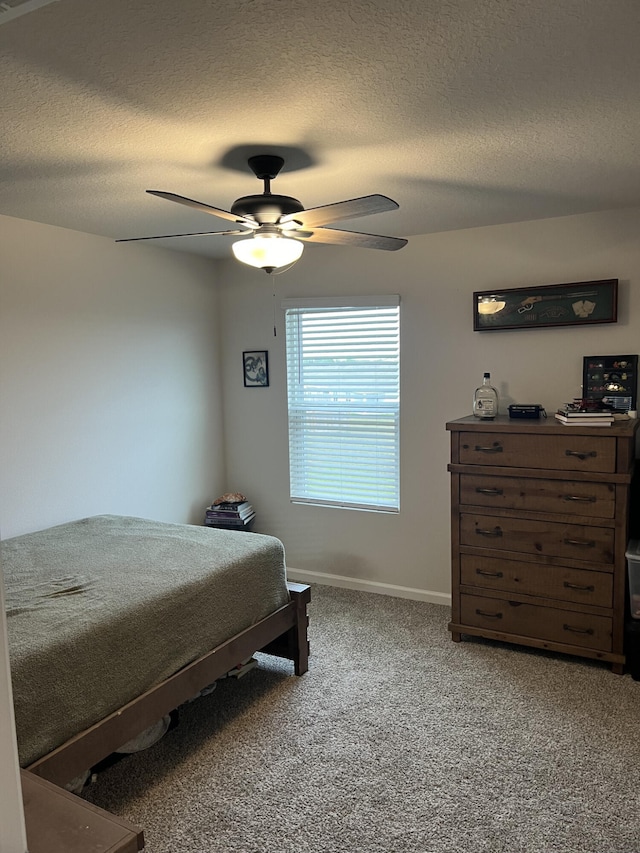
[446, 414, 640, 438]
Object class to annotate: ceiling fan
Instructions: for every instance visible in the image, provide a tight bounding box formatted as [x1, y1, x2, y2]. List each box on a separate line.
[116, 155, 408, 274]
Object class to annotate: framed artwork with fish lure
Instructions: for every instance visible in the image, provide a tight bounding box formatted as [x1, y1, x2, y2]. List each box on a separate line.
[473, 279, 618, 331]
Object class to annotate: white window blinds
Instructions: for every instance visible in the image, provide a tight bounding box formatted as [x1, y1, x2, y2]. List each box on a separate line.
[283, 297, 400, 512]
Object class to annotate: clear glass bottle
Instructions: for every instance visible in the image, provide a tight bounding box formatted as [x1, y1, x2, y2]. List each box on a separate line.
[473, 372, 499, 419]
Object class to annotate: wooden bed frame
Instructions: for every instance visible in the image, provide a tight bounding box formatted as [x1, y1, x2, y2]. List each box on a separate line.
[26, 581, 310, 789]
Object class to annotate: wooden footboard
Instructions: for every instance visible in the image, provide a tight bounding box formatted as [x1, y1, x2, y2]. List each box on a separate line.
[260, 581, 311, 675]
[27, 582, 311, 788]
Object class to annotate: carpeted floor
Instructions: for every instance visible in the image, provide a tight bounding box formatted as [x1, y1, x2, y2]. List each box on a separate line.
[84, 584, 640, 853]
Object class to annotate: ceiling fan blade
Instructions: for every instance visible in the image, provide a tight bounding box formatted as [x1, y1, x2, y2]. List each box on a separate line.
[293, 227, 408, 251]
[146, 190, 258, 227]
[116, 229, 250, 243]
[280, 194, 399, 228]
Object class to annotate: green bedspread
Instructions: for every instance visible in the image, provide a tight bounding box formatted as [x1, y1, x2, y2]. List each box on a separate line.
[2, 515, 290, 766]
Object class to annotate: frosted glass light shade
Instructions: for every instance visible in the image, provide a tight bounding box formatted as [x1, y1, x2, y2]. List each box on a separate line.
[232, 234, 304, 270]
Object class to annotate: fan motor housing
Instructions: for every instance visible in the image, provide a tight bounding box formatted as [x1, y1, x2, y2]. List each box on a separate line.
[231, 194, 304, 224]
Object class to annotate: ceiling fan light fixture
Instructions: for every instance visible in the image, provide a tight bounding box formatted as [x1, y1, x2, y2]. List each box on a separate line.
[120, 155, 406, 262]
[232, 232, 303, 273]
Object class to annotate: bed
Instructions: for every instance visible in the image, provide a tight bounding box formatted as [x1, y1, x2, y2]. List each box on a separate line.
[2, 514, 310, 789]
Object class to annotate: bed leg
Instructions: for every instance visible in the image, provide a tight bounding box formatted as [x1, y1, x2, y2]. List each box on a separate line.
[289, 583, 311, 675]
[262, 583, 311, 674]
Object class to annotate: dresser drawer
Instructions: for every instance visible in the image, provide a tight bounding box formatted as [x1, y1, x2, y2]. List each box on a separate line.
[460, 554, 613, 607]
[458, 431, 616, 473]
[459, 473, 615, 518]
[460, 513, 615, 564]
[460, 593, 612, 650]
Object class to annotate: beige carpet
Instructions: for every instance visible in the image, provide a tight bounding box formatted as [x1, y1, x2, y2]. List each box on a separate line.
[84, 584, 640, 852]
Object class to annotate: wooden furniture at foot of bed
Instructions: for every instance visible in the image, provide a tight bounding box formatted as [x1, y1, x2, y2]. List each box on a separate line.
[22, 770, 144, 853]
[26, 582, 311, 789]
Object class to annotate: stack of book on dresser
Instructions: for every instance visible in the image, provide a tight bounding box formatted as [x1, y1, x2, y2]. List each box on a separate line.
[204, 493, 256, 529]
[554, 400, 617, 426]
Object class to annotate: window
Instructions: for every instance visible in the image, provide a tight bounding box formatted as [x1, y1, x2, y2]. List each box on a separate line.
[283, 296, 400, 512]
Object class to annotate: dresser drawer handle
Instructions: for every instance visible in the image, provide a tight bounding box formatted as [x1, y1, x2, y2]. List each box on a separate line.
[563, 494, 596, 503]
[474, 443, 503, 454]
[476, 609, 503, 619]
[563, 538, 595, 548]
[563, 581, 595, 592]
[476, 568, 504, 578]
[565, 450, 597, 461]
[563, 624, 594, 635]
[475, 487, 504, 496]
[475, 526, 503, 538]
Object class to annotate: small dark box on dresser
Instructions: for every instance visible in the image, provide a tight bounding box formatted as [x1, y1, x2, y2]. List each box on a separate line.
[508, 404, 546, 419]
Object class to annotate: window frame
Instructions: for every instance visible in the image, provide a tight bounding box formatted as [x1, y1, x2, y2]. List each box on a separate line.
[282, 295, 401, 513]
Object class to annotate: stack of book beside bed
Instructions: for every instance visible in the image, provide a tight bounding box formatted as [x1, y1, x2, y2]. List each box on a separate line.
[204, 496, 256, 530]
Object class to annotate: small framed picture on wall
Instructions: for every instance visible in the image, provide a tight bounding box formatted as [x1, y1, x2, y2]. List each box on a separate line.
[243, 350, 269, 387]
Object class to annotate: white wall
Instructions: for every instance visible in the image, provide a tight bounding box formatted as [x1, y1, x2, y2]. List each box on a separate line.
[0, 215, 225, 538]
[217, 207, 640, 602]
[0, 214, 225, 839]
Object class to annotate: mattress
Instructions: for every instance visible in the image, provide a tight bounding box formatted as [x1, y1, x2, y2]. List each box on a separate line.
[2, 514, 290, 767]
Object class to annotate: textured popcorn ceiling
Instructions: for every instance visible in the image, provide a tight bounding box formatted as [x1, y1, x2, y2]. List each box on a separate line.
[1, 0, 640, 259]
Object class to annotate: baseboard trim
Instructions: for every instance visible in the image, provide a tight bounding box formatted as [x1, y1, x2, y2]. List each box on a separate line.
[285, 567, 451, 607]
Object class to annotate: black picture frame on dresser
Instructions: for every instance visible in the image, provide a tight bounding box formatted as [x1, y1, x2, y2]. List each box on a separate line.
[582, 354, 638, 412]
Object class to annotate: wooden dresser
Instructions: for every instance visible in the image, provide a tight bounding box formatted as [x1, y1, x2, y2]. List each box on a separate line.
[446, 415, 639, 672]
